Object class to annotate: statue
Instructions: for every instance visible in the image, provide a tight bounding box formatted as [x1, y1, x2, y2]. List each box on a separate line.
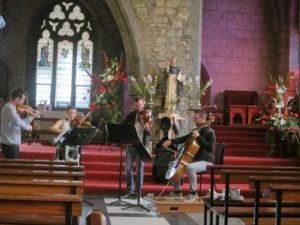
[79, 45, 91, 68]
[38, 44, 51, 67]
[162, 56, 185, 112]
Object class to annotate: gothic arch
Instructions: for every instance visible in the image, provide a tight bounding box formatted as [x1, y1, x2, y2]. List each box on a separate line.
[104, 0, 145, 77]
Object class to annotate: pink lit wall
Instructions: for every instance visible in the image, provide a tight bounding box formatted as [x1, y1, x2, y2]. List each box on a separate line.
[202, 0, 275, 108]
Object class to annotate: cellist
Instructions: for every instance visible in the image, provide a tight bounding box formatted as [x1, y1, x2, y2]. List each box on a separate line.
[162, 109, 216, 202]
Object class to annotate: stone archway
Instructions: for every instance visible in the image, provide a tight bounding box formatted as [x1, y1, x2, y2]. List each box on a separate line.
[104, 0, 145, 78]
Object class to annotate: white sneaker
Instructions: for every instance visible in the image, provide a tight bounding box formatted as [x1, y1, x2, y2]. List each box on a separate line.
[186, 193, 199, 202]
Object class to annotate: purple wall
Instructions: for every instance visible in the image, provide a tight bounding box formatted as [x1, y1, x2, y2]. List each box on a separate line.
[202, 0, 275, 108]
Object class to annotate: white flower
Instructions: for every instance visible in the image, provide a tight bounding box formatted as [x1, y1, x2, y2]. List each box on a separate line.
[103, 74, 114, 82]
[146, 74, 153, 83]
[129, 76, 136, 83]
[280, 118, 287, 125]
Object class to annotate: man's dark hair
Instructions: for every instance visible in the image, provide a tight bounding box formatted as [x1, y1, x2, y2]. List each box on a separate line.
[194, 109, 207, 119]
[66, 105, 76, 112]
[133, 97, 143, 102]
[11, 88, 27, 100]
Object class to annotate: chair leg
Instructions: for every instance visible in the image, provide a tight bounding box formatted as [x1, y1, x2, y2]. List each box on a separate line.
[199, 174, 202, 195]
[204, 203, 207, 225]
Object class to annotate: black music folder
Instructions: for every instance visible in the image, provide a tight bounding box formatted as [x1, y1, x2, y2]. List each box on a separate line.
[106, 123, 152, 162]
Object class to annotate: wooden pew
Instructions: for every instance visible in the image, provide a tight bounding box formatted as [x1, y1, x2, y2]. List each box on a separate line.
[204, 165, 300, 225]
[269, 184, 300, 225]
[0, 162, 84, 171]
[0, 194, 82, 225]
[0, 158, 78, 165]
[212, 169, 300, 225]
[0, 160, 85, 224]
[250, 176, 300, 225]
[0, 179, 83, 225]
[0, 168, 84, 181]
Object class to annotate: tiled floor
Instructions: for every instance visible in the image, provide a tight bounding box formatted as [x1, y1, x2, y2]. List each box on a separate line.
[81, 195, 245, 225]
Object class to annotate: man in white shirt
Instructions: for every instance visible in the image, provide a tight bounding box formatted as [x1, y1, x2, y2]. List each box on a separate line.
[1, 88, 35, 159]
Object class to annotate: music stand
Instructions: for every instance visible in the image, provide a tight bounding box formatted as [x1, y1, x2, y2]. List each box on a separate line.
[58, 127, 97, 164]
[57, 127, 97, 206]
[106, 123, 152, 211]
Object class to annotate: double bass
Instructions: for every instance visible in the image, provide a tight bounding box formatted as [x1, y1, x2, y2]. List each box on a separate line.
[165, 118, 214, 183]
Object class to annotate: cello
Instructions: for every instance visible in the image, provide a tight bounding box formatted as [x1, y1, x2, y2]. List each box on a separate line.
[165, 117, 214, 183]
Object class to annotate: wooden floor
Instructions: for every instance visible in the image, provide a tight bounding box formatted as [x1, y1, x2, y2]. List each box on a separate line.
[81, 195, 245, 225]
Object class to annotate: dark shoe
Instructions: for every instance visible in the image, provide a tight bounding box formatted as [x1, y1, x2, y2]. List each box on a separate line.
[168, 191, 183, 200]
[185, 193, 199, 202]
[122, 192, 137, 199]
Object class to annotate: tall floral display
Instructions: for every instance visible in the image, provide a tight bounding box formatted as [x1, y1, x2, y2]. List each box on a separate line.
[261, 76, 299, 155]
[129, 74, 158, 108]
[87, 53, 127, 124]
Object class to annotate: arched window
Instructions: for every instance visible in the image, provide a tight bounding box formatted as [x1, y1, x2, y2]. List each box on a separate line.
[35, 1, 93, 109]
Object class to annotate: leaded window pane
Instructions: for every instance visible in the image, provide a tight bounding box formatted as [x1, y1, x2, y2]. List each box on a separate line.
[36, 84, 51, 107]
[55, 40, 73, 107]
[75, 86, 90, 108]
[35, 1, 93, 109]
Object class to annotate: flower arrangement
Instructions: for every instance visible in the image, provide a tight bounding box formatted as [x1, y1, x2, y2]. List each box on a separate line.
[129, 73, 158, 107]
[86, 53, 127, 123]
[198, 78, 213, 100]
[261, 76, 300, 152]
[184, 78, 213, 108]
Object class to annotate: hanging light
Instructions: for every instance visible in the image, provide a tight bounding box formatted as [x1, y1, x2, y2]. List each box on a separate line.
[0, 15, 6, 29]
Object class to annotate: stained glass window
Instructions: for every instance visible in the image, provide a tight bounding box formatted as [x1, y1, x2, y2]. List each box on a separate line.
[35, 1, 93, 109]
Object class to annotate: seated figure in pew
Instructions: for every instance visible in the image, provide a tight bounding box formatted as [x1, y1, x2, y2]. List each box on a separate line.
[163, 109, 216, 202]
[50, 106, 81, 164]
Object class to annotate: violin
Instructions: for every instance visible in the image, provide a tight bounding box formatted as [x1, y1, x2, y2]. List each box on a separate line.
[139, 108, 153, 124]
[70, 116, 92, 128]
[17, 104, 39, 116]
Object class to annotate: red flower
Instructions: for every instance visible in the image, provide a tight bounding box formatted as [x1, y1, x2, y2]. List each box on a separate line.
[90, 103, 98, 112]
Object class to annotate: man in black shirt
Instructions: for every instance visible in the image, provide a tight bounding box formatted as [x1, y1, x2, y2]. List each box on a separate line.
[163, 109, 216, 202]
[122, 97, 153, 198]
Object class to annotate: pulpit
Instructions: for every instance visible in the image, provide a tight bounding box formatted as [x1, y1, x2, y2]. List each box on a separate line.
[224, 90, 258, 125]
[229, 105, 247, 125]
[247, 105, 259, 124]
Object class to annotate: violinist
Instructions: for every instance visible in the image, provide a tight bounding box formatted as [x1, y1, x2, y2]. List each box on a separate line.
[121, 97, 154, 199]
[50, 106, 80, 163]
[0, 88, 39, 159]
[162, 109, 216, 202]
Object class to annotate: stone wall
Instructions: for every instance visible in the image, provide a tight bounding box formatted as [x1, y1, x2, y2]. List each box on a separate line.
[127, 0, 194, 75]
[202, 0, 275, 109]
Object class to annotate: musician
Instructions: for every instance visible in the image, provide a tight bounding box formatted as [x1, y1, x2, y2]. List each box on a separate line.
[121, 97, 154, 198]
[162, 109, 216, 202]
[0, 88, 38, 159]
[50, 106, 80, 162]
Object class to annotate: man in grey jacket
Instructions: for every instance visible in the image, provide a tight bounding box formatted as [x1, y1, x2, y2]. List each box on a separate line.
[1, 88, 35, 159]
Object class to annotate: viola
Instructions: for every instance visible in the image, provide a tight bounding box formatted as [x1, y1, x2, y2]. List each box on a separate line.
[139, 108, 153, 124]
[70, 116, 92, 128]
[17, 105, 39, 116]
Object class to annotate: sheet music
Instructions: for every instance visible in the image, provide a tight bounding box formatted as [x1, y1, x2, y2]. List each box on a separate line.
[53, 128, 69, 145]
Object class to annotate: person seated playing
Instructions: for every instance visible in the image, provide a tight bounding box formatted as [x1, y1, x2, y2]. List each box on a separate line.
[162, 109, 216, 202]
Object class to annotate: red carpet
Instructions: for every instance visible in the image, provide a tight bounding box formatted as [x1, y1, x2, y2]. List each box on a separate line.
[4, 125, 300, 197]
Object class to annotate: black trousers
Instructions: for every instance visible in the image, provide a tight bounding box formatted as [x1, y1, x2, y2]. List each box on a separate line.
[1, 144, 19, 159]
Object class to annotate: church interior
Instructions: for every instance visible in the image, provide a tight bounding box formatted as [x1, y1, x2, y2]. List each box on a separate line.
[0, 0, 300, 225]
